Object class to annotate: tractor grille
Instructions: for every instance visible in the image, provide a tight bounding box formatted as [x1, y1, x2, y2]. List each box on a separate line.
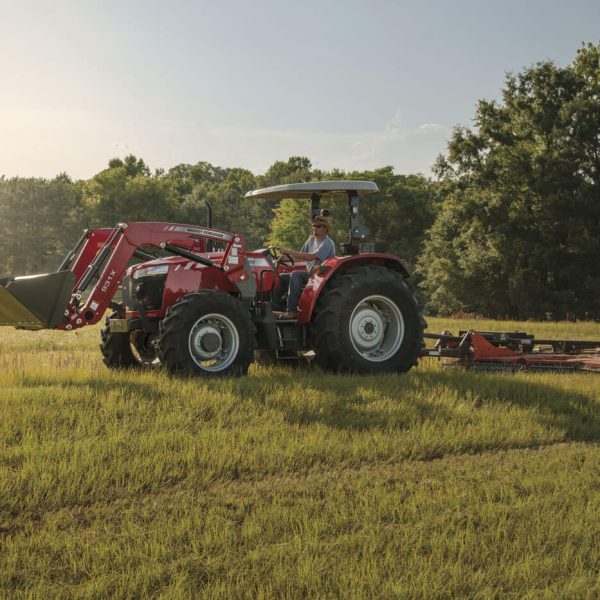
[122, 275, 166, 311]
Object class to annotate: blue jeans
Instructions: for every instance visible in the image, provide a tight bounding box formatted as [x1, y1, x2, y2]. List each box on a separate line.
[286, 270, 310, 311]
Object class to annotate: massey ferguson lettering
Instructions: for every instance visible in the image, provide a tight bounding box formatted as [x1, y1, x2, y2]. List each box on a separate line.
[166, 226, 233, 241]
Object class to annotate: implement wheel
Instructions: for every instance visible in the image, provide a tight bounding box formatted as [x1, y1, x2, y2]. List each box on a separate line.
[159, 291, 255, 377]
[309, 266, 426, 374]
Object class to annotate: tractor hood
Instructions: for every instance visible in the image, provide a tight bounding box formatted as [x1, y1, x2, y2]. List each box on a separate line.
[126, 252, 226, 278]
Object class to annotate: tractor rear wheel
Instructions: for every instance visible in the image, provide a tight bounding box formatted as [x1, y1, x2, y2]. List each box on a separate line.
[309, 266, 426, 374]
[158, 291, 255, 377]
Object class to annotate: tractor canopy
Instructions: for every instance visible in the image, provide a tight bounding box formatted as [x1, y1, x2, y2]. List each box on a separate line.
[244, 180, 379, 200]
[246, 180, 380, 256]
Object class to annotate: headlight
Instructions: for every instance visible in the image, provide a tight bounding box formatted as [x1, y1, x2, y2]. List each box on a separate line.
[132, 265, 169, 279]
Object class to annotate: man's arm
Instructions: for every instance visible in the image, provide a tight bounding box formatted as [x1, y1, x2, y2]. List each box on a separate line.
[276, 246, 318, 261]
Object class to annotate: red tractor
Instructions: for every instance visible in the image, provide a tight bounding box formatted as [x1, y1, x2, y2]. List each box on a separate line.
[0, 181, 426, 376]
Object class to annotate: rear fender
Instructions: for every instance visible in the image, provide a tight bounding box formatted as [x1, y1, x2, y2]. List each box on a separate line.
[296, 254, 410, 326]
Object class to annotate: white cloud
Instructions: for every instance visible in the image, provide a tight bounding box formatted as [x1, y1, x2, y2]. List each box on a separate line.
[416, 123, 450, 133]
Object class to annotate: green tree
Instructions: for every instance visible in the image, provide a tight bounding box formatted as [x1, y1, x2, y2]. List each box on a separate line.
[83, 157, 176, 226]
[257, 156, 316, 187]
[108, 155, 151, 177]
[164, 162, 261, 246]
[419, 43, 600, 319]
[0, 176, 84, 275]
[347, 168, 436, 266]
[268, 198, 309, 249]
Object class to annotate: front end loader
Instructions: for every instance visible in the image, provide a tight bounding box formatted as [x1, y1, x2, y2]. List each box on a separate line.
[0, 271, 74, 330]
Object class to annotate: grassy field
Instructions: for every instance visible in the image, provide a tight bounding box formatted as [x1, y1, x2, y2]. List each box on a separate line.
[1, 317, 600, 598]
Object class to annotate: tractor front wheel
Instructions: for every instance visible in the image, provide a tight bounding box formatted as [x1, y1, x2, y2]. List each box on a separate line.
[100, 313, 161, 369]
[309, 266, 425, 374]
[158, 291, 255, 377]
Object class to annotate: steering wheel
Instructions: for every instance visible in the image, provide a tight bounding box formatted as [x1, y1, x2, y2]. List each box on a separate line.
[266, 246, 295, 268]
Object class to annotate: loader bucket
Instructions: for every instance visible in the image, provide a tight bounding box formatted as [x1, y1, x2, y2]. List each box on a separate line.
[0, 271, 74, 330]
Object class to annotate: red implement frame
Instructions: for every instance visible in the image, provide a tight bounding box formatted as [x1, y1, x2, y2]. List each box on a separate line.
[422, 330, 600, 373]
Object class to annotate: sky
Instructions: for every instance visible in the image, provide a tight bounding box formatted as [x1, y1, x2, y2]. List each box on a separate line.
[0, 0, 598, 180]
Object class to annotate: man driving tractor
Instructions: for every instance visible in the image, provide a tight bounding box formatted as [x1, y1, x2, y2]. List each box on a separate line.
[274, 212, 336, 320]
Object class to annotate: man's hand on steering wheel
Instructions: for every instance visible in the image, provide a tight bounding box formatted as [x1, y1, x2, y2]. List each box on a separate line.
[266, 246, 295, 268]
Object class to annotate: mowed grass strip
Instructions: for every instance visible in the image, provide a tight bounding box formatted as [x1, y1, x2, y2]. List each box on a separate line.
[1, 319, 600, 598]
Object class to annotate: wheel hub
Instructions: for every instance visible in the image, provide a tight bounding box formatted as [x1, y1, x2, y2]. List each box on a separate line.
[348, 295, 405, 362]
[188, 313, 240, 372]
[351, 308, 385, 350]
[192, 325, 223, 359]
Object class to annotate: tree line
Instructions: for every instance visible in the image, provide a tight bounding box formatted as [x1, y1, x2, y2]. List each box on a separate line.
[1, 43, 598, 320]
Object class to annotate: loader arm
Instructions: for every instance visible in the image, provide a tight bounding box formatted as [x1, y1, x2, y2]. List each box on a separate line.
[0, 222, 251, 331]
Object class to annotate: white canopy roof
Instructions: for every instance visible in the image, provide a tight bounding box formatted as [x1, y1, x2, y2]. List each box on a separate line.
[244, 180, 379, 200]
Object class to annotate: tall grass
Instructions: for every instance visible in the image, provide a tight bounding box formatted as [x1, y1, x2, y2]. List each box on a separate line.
[1, 318, 600, 598]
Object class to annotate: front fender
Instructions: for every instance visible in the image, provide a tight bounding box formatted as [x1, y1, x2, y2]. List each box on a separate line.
[296, 253, 411, 326]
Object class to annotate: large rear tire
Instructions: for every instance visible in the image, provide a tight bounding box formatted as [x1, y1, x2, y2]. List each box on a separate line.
[158, 291, 255, 377]
[309, 266, 426, 374]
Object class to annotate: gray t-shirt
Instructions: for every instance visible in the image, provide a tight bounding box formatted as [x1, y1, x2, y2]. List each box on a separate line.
[301, 234, 336, 271]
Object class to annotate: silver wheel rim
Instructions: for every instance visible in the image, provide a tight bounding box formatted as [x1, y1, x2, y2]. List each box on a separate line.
[130, 332, 161, 367]
[188, 313, 240, 372]
[349, 295, 404, 362]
